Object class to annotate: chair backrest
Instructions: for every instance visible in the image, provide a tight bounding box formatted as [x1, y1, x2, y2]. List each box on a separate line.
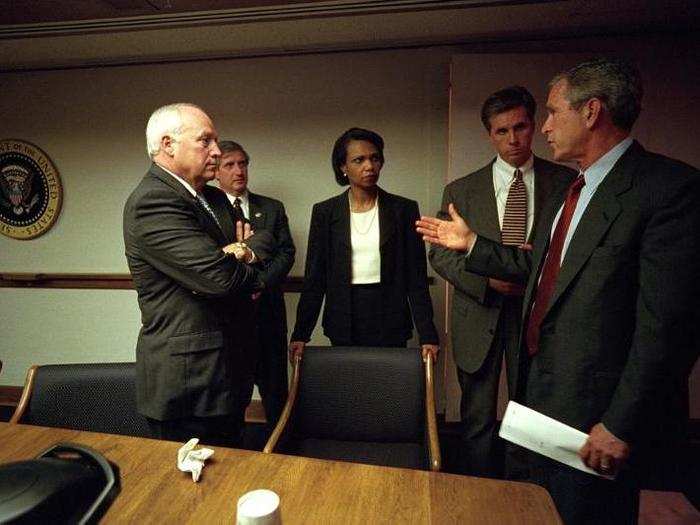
[11, 362, 151, 438]
[292, 346, 424, 443]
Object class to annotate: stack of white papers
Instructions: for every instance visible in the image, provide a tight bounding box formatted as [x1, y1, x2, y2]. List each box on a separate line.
[499, 401, 614, 479]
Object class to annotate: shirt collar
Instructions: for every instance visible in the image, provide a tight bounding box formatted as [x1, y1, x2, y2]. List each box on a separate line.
[493, 154, 534, 187]
[224, 189, 249, 206]
[156, 163, 197, 197]
[581, 136, 633, 191]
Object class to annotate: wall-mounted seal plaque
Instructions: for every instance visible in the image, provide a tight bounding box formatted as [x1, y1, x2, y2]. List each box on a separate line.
[0, 139, 63, 240]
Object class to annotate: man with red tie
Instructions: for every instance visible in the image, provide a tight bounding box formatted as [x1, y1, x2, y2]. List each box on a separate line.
[417, 59, 700, 523]
[429, 86, 574, 478]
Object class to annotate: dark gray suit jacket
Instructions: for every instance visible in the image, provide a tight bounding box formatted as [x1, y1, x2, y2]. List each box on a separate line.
[463, 142, 700, 465]
[123, 163, 264, 420]
[247, 192, 296, 358]
[248, 191, 295, 314]
[429, 157, 575, 387]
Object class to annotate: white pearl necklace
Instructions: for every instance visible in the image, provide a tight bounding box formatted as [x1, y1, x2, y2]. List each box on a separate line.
[350, 197, 378, 235]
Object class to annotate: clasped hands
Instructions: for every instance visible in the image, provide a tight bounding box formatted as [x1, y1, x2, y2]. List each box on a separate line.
[222, 221, 261, 300]
[222, 221, 256, 264]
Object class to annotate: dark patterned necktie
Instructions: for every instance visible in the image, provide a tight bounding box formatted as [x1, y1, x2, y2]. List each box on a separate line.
[195, 193, 222, 229]
[525, 175, 586, 355]
[501, 168, 527, 245]
[232, 197, 247, 224]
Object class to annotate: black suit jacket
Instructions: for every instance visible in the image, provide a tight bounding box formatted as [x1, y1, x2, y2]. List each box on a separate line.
[429, 157, 575, 384]
[464, 142, 700, 462]
[247, 192, 296, 352]
[123, 163, 263, 420]
[292, 187, 438, 345]
[247, 191, 296, 303]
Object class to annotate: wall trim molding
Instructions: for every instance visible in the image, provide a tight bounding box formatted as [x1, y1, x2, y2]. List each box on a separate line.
[0, 273, 136, 290]
[0, 386, 21, 405]
[0, 273, 434, 291]
[0, 0, 554, 38]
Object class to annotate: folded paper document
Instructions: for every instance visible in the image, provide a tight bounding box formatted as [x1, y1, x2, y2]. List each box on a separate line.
[499, 401, 614, 479]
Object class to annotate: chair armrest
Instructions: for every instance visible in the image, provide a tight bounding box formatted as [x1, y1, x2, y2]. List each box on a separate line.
[424, 356, 441, 471]
[263, 354, 301, 453]
[10, 365, 38, 424]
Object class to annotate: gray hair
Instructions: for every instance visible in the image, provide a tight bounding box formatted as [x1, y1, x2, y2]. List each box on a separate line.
[145, 102, 203, 158]
[219, 140, 250, 164]
[550, 58, 643, 131]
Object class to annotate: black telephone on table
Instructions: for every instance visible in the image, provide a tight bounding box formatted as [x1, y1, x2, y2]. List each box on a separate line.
[0, 442, 120, 524]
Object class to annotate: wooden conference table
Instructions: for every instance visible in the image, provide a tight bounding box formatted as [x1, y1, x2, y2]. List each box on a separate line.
[0, 423, 561, 524]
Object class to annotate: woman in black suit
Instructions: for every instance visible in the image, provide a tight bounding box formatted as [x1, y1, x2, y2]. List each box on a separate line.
[289, 128, 438, 359]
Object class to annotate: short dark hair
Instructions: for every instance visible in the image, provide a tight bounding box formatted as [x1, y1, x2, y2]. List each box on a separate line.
[218, 140, 250, 164]
[550, 58, 643, 131]
[331, 128, 385, 186]
[480, 86, 536, 131]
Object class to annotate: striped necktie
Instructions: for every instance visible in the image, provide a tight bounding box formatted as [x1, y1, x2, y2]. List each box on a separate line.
[501, 168, 527, 245]
[195, 193, 222, 229]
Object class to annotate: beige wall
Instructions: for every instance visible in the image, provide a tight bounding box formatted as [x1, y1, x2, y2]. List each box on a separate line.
[0, 47, 449, 387]
[0, 36, 698, 417]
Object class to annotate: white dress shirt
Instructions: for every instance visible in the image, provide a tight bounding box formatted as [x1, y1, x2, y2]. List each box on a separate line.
[552, 137, 633, 264]
[158, 163, 197, 197]
[350, 201, 381, 284]
[224, 190, 250, 219]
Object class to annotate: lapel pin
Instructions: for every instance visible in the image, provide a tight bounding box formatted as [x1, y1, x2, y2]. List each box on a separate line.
[255, 212, 262, 218]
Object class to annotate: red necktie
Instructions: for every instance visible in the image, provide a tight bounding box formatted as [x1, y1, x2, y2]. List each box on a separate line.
[501, 168, 527, 246]
[525, 175, 586, 356]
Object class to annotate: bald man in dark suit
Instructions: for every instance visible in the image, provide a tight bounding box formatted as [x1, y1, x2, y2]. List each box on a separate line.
[124, 103, 270, 446]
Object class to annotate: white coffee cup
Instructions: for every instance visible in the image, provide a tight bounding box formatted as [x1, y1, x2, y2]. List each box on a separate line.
[236, 489, 281, 525]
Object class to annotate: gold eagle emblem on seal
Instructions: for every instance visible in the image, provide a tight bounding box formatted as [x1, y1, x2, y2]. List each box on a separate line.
[0, 139, 63, 240]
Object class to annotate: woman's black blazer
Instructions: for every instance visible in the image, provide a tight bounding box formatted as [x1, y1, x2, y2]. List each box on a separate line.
[291, 187, 438, 345]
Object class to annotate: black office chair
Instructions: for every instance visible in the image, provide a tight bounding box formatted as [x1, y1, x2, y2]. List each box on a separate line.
[263, 346, 441, 471]
[10, 362, 151, 438]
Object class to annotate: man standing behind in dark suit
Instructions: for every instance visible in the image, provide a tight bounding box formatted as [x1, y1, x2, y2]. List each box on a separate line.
[418, 59, 700, 523]
[430, 86, 575, 478]
[215, 140, 296, 430]
[124, 103, 267, 447]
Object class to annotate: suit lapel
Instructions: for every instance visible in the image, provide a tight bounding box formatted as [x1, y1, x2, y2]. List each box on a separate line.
[521, 189, 565, 318]
[329, 191, 352, 285]
[194, 194, 227, 244]
[206, 189, 236, 243]
[378, 188, 396, 247]
[544, 144, 638, 316]
[148, 165, 226, 243]
[248, 192, 267, 230]
[331, 190, 352, 249]
[149, 163, 194, 202]
[469, 162, 501, 242]
[532, 157, 557, 239]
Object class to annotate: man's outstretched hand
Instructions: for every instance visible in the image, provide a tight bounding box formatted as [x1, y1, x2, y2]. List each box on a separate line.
[416, 203, 477, 252]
